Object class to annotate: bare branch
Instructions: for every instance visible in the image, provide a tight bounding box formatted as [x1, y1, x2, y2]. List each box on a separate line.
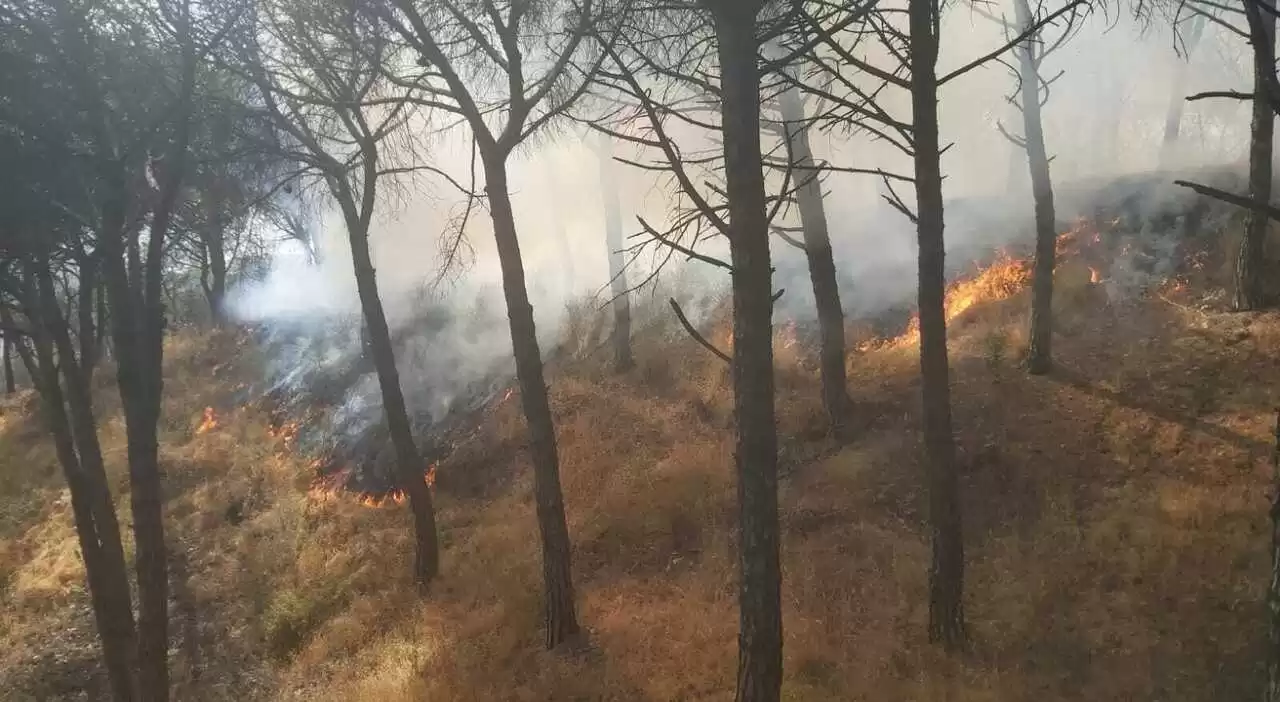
[668, 297, 730, 364]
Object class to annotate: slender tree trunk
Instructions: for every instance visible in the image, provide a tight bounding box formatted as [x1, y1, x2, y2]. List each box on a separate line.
[909, 0, 966, 651]
[343, 211, 440, 586]
[201, 178, 228, 325]
[10, 286, 137, 702]
[104, 150, 187, 702]
[1015, 0, 1058, 376]
[713, 6, 783, 700]
[78, 254, 98, 382]
[1237, 0, 1276, 311]
[205, 117, 231, 325]
[34, 264, 137, 649]
[1268, 409, 1280, 702]
[597, 135, 633, 372]
[3, 337, 14, 394]
[203, 229, 228, 325]
[482, 150, 579, 648]
[780, 84, 850, 438]
[96, 282, 109, 363]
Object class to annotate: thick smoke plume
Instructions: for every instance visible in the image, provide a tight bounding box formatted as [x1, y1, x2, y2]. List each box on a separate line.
[226, 8, 1251, 490]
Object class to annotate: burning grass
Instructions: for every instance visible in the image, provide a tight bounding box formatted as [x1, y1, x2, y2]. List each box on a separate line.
[0, 199, 1276, 700]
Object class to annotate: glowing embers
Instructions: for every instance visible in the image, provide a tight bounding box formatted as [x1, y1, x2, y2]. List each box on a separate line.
[195, 407, 219, 434]
[306, 461, 437, 509]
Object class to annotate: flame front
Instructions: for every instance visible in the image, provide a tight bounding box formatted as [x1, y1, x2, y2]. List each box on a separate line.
[195, 407, 219, 434]
[306, 462, 438, 509]
[893, 251, 1032, 346]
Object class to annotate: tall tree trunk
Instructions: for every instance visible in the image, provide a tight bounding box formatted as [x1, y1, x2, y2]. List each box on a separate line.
[597, 135, 633, 372]
[1015, 0, 1058, 376]
[1268, 409, 1280, 702]
[118, 267, 170, 702]
[1161, 16, 1206, 166]
[204, 116, 231, 325]
[714, 6, 783, 701]
[909, 0, 966, 651]
[3, 337, 14, 394]
[1236, 0, 1276, 311]
[344, 212, 440, 586]
[9, 285, 137, 702]
[779, 84, 850, 438]
[203, 228, 228, 325]
[481, 150, 579, 649]
[96, 282, 109, 362]
[78, 253, 98, 382]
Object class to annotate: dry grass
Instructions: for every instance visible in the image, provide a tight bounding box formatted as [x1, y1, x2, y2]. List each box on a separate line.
[0, 258, 1277, 700]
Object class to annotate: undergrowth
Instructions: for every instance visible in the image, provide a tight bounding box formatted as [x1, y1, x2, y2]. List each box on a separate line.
[0, 262, 1276, 701]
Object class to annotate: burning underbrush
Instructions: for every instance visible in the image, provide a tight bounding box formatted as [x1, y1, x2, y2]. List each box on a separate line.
[5, 174, 1278, 702]
[842, 193, 1224, 354]
[231, 302, 524, 509]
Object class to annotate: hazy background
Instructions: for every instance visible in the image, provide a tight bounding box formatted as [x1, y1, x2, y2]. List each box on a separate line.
[229, 6, 1254, 395]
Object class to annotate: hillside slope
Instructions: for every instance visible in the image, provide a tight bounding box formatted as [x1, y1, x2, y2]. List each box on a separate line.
[1, 241, 1277, 700]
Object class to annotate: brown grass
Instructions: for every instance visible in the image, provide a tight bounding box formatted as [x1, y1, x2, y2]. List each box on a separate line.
[0, 263, 1276, 700]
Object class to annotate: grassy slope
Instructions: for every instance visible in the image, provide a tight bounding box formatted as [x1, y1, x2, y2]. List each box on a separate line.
[0, 258, 1276, 701]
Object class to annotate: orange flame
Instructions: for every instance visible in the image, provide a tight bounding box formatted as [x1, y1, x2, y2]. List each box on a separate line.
[195, 407, 218, 434]
[894, 251, 1032, 346]
[306, 463, 438, 508]
[1089, 267, 1101, 284]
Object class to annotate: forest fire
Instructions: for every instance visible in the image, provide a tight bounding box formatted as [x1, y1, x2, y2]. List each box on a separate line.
[195, 407, 219, 434]
[890, 251, 1033, 347]
[265, 418, 300, 450]
[859, 219, 1115, 351]
[306, 463, 437, 509]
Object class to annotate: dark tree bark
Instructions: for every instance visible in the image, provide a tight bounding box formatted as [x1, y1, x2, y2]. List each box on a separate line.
[201, 224, 228, 325]
[99, 48, 197, 693]
[909, 0, 966, 651]
[76, 249, 98, 381]
[709, 3, 783, 700]
[95, 280, 109, 362]
[1015, 0, 1058, 376]
[779, 84, 850, 438]
[104, 217, 172, 702]
[336, 161, 440, 586]
[597, 136, 633, 372]
[482, 150, 580, 648]
[3, 336, 14, 394]
[1236, 0, 1276, 311]
[199, 113, 231, 325]
[377, 0, 586, 649]
[243, 0, 442, 594]
[1269, 408, 1280, 702]
[7, 278, 138, 702]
